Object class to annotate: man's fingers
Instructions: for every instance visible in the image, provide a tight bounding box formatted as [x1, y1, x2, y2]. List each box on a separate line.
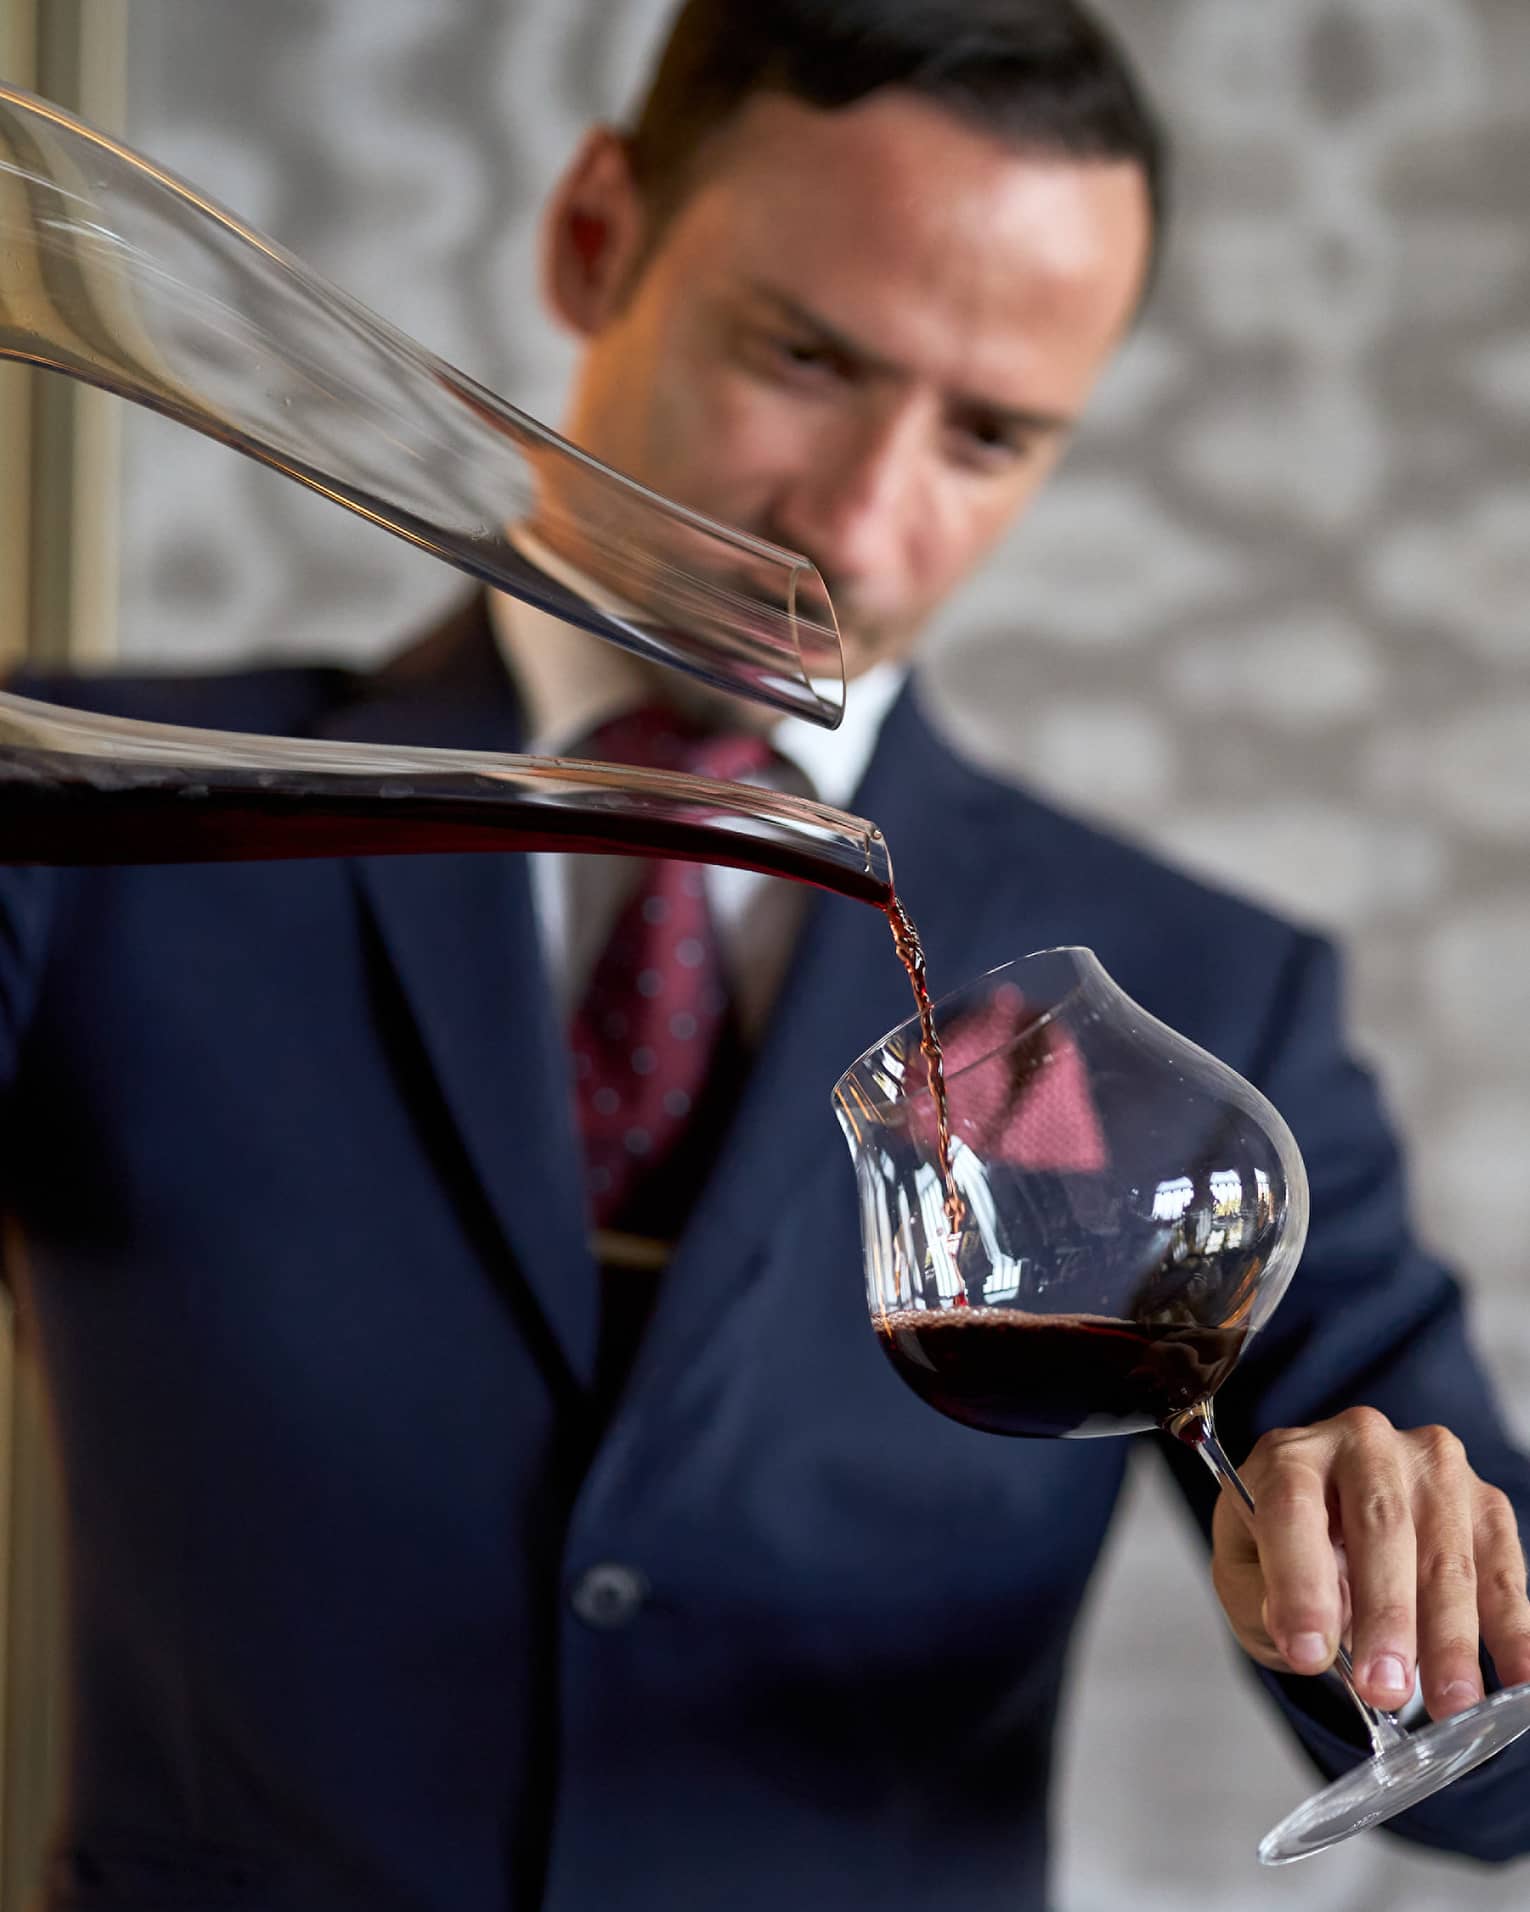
[1474, 1484, 1530, 1696]
[1328, 1422, 1420, 1710]
[1223, 1413, 1530, 1723]
[1210, 1493, 1287, 1667]
[1402, 1434, 1483, 1718]
[1247, 1437, 1345, 1674]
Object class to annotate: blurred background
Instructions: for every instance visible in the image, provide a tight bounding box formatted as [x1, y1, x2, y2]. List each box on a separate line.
[3, 0, 1528, 1906]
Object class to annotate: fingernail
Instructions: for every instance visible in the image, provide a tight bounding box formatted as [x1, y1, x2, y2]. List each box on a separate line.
[1441, 1681, 1480, 1714]
[1287, 1632, 1330, 1671]
[1365, 1654, 1410, 1700]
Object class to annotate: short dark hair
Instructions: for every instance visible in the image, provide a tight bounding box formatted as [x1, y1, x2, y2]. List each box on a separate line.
[627, 0, 1168, 278]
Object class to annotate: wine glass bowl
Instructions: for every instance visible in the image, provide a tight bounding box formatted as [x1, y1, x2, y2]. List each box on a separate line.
[833, 948, 1308, 1442]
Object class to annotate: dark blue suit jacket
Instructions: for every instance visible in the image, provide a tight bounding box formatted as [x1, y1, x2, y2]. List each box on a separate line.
[6, 598, 1530, 1910]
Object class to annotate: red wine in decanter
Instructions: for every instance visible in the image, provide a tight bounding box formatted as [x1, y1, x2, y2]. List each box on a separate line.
[0, 751, 894, 893]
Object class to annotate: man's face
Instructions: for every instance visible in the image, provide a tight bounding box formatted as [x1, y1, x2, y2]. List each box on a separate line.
[558, 89, 1153, 680]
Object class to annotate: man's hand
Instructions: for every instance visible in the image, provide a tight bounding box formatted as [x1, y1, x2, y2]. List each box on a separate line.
[1210, 1407, 1530, 1719]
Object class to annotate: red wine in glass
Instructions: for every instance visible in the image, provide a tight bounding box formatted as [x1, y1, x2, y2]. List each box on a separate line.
[877, 1301, 1251, 1439]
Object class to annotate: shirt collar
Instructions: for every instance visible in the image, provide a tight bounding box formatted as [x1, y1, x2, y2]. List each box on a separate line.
[766, 659, 905, 812]
[488, 537, 904, 813]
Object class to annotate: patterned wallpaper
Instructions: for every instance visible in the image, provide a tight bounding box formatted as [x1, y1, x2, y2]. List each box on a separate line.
[107, 3, 1530, 1907]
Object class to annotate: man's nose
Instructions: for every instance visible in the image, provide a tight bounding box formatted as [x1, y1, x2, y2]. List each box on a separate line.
[770, 401, 926, 590]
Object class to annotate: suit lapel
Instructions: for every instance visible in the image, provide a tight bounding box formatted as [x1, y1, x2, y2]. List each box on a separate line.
[330, 597, 598, 1391]
[631, 682, 1021, 1390]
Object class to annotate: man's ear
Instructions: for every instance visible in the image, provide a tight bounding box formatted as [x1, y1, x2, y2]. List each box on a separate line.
[541, 127, 649, 336]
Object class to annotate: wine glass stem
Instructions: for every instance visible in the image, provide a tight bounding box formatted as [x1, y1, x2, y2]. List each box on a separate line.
[1180, 1402, 1409, 1758]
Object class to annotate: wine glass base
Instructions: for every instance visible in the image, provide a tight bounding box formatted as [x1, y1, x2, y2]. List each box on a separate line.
[1259, 1681, 1530, 1864]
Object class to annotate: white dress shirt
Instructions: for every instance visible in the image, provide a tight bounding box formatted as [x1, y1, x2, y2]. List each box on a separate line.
[488, 580, 905, 1038]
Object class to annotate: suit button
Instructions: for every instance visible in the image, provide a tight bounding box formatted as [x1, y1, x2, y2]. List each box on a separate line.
[570, 1562, 649, 1630]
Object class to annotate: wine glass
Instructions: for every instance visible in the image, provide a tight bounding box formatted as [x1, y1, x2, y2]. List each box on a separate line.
[832, 947, 1530, 1864]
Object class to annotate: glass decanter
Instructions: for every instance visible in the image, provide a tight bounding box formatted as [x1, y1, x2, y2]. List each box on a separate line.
[0, 83, 886, 901]
[0, 81, 841, 725]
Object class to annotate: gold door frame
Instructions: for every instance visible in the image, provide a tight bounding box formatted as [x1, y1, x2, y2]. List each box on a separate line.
[1, 4, 126, 1904]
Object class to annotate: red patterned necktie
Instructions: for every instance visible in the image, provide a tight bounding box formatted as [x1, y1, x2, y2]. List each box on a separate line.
[569, 705, 778, 1233]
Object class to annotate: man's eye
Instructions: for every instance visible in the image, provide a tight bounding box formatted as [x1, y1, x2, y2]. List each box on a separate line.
[951, 417, 1033, 470]
[770, 335, 835, 375]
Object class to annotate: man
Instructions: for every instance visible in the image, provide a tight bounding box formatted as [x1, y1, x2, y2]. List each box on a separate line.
[5, 3, 1530, 1908]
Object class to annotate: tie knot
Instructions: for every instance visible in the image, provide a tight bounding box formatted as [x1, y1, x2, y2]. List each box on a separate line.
[580, 704, 777, 786]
